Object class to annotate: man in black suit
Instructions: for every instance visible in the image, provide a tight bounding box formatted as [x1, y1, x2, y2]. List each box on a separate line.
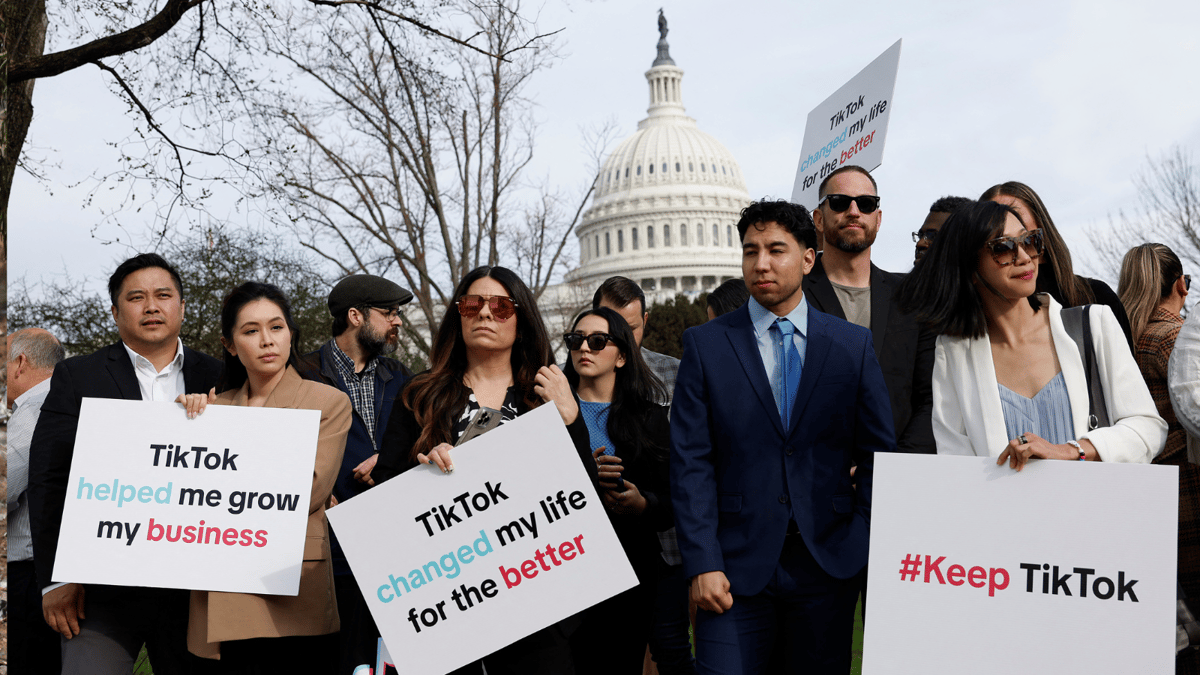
[29, 253, 223, 675]
[807, 165, 935, 454]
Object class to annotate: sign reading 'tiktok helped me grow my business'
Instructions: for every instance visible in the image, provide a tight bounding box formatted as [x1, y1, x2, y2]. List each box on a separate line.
[328, 403, 637, 675]
[53, 398, 320, 595]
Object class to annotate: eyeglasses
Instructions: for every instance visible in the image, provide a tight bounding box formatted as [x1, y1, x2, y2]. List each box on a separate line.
[984, 229, 1044, 267]
[368, 306, 401, 321]
[456, 294, 518, 322]
[912, 229, 938, 243]
[819, 194, 881, 214]
[563, 332, 617, 352]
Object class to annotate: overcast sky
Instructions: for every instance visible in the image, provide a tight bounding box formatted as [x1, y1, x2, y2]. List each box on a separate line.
[10, 0, 1200, 296]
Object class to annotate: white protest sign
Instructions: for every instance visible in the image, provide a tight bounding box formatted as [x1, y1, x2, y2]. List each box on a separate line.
[327, 403, 638, 675]
[53, 398, 320, 595]
[791, 39, 901, 210]
[864, 454, 1177, 674]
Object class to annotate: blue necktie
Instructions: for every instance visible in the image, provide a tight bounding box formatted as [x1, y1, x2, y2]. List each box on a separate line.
[774, 318, 803, 429]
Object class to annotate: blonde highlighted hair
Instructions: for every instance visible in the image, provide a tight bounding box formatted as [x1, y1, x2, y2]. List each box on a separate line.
[1118, 243, 1183, 344]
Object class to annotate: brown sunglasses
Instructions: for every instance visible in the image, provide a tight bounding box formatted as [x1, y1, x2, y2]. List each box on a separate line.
[456, 294, 518, 321]
[984, 229, 1044, 267]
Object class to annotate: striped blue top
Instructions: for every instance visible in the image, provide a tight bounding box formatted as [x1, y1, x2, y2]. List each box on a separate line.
[998, 371, 1075, 444]
[579, 399, 616, 456]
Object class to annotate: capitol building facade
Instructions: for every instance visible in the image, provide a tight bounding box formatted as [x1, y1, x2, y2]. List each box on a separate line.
[563, 16, 751, 306]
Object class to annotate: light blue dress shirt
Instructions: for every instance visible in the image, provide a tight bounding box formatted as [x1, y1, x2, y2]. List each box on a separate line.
[747, 295, 809, 422]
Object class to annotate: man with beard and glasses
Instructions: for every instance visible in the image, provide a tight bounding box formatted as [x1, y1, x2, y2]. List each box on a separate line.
[807, 165, 934, 458]
[299, 274, 414, 674]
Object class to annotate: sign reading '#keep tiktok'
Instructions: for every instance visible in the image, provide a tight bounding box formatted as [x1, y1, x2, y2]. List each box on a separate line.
[53, 398, 320, 595]
[328, 403, 637, 675]
[864, 454, 1177, 674]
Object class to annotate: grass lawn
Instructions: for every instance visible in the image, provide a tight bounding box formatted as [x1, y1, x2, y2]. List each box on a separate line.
[852, 598, 865, 674]
[135, 646, 153, 674]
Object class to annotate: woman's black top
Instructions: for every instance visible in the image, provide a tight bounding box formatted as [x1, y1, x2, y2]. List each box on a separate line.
[1039, 269, 1134, 351]
[373, 380, 598, 488]
[594, 402, 673, 584]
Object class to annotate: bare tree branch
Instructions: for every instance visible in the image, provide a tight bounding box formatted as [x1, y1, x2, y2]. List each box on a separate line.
[1090, 145, 1200, 282]
[8, 0, 205, 84]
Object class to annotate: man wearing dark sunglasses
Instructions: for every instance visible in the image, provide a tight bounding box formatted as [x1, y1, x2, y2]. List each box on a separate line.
[298, 273, 415, 674]
[806, 165, 935, 456]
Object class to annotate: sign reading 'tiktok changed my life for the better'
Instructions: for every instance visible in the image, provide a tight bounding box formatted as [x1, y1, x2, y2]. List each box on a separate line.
[53, 398, 320, 595]
[327, 403, 638, 675]
[791, 39, 901, 210]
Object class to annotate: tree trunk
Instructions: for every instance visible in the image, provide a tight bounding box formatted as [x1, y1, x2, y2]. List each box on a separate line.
[1, 0, 48, 241]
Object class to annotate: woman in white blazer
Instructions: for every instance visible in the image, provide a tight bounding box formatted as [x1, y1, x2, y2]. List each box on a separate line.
[897, 200, 1165, 468]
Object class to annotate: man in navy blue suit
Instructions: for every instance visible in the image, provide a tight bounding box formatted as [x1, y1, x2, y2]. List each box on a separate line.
[670, 200, 896, 674]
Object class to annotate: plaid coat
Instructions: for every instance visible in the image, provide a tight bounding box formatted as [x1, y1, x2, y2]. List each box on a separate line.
[1139, 308, 1200, 670]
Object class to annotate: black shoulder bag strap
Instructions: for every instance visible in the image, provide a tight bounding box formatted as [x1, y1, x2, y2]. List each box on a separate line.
[1060, 305, 1111, 430]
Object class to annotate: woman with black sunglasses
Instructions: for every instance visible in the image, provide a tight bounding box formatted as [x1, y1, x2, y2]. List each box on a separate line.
[896, 200, 1165, 468]
[560, 307, 671, 675]
[373, 265, 598, 674]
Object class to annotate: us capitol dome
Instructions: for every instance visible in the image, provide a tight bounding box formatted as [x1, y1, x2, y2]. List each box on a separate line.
[565, 12, 750, 301]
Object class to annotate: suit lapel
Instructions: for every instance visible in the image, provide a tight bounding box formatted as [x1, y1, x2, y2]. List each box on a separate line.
[803, 257, 846, 320]
[106, 343, 143, 400]
[726, 307, 786, 437]
[181, 346, 214, 394]
[789, 309, 832, 435]
[868, 265, 891, 357]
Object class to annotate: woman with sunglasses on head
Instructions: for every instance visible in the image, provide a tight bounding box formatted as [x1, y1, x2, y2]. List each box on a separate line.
[373, 265, 597, 674]
[896, 200, 1165, 468]
[176, 282, 351, 673]
[560, 307, 672, 675]
[981, 181, 1135, 350]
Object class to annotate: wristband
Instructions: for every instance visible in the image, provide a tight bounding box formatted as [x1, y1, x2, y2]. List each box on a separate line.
[1067, 439, 1085, 461]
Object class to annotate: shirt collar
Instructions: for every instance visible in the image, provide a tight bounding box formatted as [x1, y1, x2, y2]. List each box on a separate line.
[330, 339, 377, 377]
[123, 338, 185, 375]
[13, 377, 53, 410]
[747, 294, 808, 339]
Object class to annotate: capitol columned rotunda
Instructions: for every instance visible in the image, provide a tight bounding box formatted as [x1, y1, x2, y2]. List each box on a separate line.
[565, 13, 751, 303]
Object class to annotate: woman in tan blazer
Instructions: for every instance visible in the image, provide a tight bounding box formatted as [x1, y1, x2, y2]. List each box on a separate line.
[179, 281, 351, 672]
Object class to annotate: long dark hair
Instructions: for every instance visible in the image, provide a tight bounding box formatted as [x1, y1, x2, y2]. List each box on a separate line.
[216, 282, 303, 393]
[563, 307, 668, 462]
[896, 200, 1040, 339]
[403, 266, 552, 461]
[979, 181, 1095, 307]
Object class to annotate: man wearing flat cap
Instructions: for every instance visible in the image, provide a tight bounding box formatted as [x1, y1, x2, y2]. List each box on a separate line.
[299, 274, 414, 673]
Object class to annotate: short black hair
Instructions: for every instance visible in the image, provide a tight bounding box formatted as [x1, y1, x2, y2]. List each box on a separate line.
[818, 165, 877, 199]
[929, 196, 973, 214]
[108, 253, 184, 307]
[593, 276, 646, 315]
[896, 200, 1039, 338]
[736, 199, 818, 250]
[706, 278, 749, 318]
